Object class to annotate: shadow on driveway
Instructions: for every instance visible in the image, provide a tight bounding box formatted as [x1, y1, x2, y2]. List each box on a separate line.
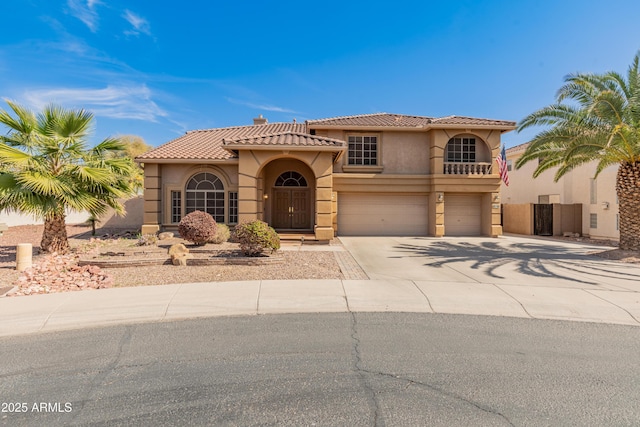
[392, 239, 640, 285]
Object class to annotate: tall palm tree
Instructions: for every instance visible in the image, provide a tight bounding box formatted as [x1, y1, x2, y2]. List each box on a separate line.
[516, 52, 640, 251]
[0, 101, 137, 253]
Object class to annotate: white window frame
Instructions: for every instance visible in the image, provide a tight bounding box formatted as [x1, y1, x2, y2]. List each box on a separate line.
[185, 172, 225, 223]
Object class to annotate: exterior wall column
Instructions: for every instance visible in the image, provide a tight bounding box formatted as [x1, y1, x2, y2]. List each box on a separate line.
[237, 152, 261, 223]
[312, 153, 335, 240]
[483, 192, 502, 237]
[429, 191, 445, 237]
[141, 163, 161, 235]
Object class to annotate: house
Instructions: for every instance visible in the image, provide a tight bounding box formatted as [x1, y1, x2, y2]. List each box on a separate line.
[136, 113, 516, 240]
[501, 143, 620, 241]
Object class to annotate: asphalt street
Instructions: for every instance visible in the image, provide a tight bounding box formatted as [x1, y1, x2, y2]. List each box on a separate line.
[1, 312, 639, 426]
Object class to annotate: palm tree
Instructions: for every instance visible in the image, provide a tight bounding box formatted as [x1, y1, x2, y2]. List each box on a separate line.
[0, 101, 137, 253]
[516, 52, 640, 251]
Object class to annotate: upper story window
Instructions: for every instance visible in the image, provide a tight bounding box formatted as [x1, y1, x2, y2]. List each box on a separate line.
[348, 135, 378, 165]
[446, 137, 476, 163]
[185, 172, 225, 223]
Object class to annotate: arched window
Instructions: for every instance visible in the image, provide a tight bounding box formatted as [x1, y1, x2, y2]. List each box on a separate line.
[185, 172, 225, 222]
[446, 137, 476, 163]
[275, 171, 307, 187]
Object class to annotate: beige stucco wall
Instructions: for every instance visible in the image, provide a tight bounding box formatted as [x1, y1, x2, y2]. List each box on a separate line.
[321, 130, 429, 174]
[503, 147, 619, 240]
[502, 204, 534, 235]
[99, 196, 144, 229]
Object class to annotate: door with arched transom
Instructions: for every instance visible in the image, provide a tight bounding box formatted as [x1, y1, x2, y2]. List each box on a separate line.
[272, 171, 311, 230]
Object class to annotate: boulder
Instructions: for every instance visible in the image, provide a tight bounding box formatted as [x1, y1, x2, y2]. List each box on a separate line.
[168, 243, 189, 256]
[158, 232, 174, 240]
[171, 253, 194, 266]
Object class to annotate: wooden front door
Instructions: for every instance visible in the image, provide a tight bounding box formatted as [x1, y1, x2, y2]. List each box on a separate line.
[272, 189, 310, 229]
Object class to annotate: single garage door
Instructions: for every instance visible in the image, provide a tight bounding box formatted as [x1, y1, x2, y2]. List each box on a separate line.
[444, 194, 482, 236]
[338, 193, 428, 236]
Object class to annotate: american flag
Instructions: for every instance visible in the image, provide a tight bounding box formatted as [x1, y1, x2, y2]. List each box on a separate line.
[496, 144, 509, 186]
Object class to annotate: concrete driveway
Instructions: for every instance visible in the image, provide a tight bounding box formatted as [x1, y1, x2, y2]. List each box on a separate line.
[339, 235, 640, 324]
[340, 235, 640, 289]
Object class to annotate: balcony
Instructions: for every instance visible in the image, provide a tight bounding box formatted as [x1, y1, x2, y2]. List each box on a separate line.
[443, 162, 492, 175]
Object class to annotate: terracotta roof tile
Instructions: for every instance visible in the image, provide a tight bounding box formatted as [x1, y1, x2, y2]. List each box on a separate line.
[137, 113, 516, 162]
[223, 132, 346, 147]
[430, 115, 516, 127]
[307, 113, 433, 127]
[307, 113, 516, 128]
[137, 122, 306, 161]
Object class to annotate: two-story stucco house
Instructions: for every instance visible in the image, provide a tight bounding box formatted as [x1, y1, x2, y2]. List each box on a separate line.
[136, 113, 516, 240]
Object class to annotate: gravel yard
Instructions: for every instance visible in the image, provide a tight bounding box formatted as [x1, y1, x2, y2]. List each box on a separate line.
[0, 224, 345, 294]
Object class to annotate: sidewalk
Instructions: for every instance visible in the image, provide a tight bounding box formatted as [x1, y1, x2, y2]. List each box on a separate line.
[1, 276, 639, 337]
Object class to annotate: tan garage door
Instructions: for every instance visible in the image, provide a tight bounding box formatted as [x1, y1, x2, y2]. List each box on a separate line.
[338, 193, 428, 236]
[444, 194, 482, 236]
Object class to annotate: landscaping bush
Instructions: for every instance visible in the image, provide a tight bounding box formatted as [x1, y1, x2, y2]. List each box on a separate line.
[234, 220, 280, 256]
[178, 211, 217, 245]
[208, 223, 230, 244]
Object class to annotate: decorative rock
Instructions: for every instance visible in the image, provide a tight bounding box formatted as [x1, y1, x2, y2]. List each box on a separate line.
[171, 253, 194, 266]
[158, 232, 174, 240]
[9, 253, 113, 297]
[168, 243, 189, 256]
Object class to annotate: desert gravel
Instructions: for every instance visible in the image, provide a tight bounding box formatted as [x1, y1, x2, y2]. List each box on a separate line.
[0, 224, 344, 293]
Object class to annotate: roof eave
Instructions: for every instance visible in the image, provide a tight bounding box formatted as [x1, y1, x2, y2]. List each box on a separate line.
[134, 158, 239, 164]
[425, 124, 517, 132]
[307, 124, 424, 131]
[222, 144, 346, 152]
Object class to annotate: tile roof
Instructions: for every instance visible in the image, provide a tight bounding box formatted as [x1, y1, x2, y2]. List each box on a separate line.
[307, 113, 516, 128]
[307, 113, 433, 127]
[137, 122, 306, 161]
[223, 132, 346, 148]
[137, 113, 516, 162]
[430, 115, 516, 127]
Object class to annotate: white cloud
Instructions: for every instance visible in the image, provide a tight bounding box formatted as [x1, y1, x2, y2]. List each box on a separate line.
[226, 97, 299, 114]
[122, 10, 151, 36]
[23, 84, 167, 122]
[67, 0, 101, 32]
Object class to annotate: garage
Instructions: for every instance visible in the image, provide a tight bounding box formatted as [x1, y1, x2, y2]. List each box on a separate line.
[444, 194, 482, 236]
[338, 193, 428, 236]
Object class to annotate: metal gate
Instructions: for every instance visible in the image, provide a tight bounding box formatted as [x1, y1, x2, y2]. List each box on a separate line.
[534, 204, 553, 236]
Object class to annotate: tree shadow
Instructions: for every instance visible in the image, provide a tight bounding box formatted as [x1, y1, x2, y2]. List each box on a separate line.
[392, 240, 640, 285]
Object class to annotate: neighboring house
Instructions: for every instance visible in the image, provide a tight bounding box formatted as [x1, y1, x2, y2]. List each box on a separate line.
[502, 143, 620, 241]
[136, 113, 516, 240]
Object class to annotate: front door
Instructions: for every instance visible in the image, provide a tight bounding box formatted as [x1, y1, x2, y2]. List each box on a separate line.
[273, 189, 310, 229]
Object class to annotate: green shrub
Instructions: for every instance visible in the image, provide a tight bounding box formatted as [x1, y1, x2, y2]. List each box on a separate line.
[209, 223, 230, 244]
[178, 211, 217, 245]
[234, 220, 280, 256]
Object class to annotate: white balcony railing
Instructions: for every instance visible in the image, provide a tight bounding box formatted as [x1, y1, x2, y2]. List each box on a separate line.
[443, 162, 492, 175]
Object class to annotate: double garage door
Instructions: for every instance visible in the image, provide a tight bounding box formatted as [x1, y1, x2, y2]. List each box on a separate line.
[338, 193, 482, 236]
[338, 193, 428, 236]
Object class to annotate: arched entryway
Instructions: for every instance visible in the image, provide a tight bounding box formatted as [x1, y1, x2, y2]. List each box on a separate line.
[272, 171, 310, 229]
[261, 159, 315, 232]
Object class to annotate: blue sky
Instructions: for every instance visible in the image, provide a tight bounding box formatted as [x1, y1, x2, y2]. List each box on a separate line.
[2, 1, 640, 149]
